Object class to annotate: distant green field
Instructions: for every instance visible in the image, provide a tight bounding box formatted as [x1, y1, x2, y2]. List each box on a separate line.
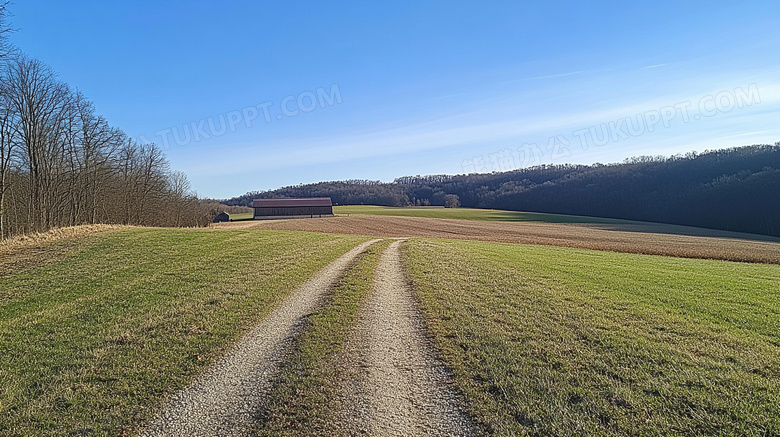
[404, 239, 780, 435]
[334, 205, 633, 224]
[228, 212, 254, 221]
[0, 228, 366, 435]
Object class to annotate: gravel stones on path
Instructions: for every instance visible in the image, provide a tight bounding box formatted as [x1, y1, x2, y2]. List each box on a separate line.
[141, 238, 474, 436]
[140, 239, 381, 437]
[336, 240, 475, 436]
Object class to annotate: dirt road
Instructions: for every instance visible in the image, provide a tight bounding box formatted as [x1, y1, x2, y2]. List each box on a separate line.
[140, 239, 381, 437]
[336, 240, 474, 436]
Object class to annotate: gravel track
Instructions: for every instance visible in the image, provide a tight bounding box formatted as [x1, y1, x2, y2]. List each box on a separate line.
[336, 240, 475, 436]
[140, 239, 381, 437]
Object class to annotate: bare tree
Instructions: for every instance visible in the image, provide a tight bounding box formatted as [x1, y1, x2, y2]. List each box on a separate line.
[4, 56, 72, 231]
[444, 194, 460, 208]
[67, 90, 122, 224]
[0, 2, 16, 60]
[135, 142, 169, 224]
[0, 5, 211, 237]
[0, 84, 18, 238]
[0, 1, 16, 238]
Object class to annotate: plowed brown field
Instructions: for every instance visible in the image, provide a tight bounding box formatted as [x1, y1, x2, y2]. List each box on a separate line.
[216, 216, 780, 264]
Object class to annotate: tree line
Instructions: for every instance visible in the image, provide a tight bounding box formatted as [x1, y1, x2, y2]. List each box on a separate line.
[226, 143, 780, 237]
[0, 5, 213, 239]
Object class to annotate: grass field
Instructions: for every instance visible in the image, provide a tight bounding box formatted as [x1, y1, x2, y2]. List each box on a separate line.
[228, 212, 254, 221]
[4, 224, 779, 435]
[246, 215, 780, 264]
[0, 228, 367, 435]
[403, 239, 780, 435]
[334, 205, 634, 224]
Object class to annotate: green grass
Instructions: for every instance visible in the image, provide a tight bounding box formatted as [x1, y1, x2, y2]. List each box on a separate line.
[334, 205, 633, 224]
[255, 239, 391, 436]
[7, 226, 779, 436]
[403, 239, 780, 436]
[0, 228, 367, 436]
[228, 212, 254, 221]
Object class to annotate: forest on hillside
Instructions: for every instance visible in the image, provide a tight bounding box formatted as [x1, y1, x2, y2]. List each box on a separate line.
[226, 143, 780, 237]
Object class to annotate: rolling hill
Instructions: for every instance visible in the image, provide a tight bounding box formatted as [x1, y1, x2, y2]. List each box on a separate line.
[225, 143, 780, 237]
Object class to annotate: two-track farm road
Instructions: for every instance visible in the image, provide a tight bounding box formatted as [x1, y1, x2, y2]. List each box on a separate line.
[142, 238, 472, 436]
[141, 240, 381, 437]
[336, 240, 475, 436]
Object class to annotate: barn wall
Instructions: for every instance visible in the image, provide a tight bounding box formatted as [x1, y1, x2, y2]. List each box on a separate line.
[253, 206, 333, 217]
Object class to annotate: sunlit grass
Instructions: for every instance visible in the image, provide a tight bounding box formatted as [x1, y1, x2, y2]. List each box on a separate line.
[334, 205, 633, 224]
[403, 238, 780, 435]
[228, 212, 254, 221]
[0, 228, 367, 435]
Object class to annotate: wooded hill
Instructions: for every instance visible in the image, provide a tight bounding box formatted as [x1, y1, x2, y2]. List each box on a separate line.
[226, 143, 780, 237]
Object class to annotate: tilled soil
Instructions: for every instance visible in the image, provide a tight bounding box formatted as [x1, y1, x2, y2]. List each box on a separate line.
[140, 239, 381, 437]
[219, 215, 780, 264]
[333, 240, 475, 436]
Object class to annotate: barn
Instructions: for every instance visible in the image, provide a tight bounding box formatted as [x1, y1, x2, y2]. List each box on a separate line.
[213, 211, 230, 223]
[253, 197, 334, 219]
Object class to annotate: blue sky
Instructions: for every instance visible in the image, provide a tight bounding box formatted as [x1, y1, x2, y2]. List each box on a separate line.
[9, 1, 780, 198]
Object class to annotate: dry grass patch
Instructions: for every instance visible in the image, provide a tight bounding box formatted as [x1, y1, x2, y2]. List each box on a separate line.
[0, 225, 130, 276]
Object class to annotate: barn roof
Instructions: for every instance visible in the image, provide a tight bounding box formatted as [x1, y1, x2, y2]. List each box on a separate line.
[252, 197, 332, 208]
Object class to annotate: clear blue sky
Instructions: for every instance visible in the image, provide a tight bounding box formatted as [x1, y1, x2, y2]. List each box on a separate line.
[9, 1, 780, 198]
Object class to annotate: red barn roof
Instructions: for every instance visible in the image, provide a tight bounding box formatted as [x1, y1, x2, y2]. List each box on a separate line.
[252, 197, 332, 208]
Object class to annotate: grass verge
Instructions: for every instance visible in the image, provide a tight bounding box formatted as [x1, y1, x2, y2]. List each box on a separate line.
[255, 239, 392, 436]
[0, 225, 129, 277]
[334, 205, 633, 224]
[403, 238, 780, 436]
[0, 227, 367, 436]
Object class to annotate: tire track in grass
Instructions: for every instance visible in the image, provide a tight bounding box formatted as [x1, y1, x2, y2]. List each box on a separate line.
[254, 239, 391, 435]
[140, 239, 381, 437]
[337, 239, 475, 436]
